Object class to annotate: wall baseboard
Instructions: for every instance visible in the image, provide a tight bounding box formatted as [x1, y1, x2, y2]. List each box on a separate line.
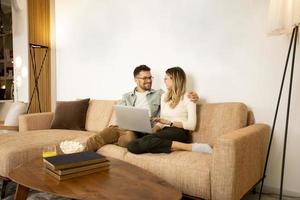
[255, 185, 300, 197]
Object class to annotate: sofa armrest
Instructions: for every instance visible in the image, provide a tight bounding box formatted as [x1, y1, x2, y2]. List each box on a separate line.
[19, 112, 54, 132]
[211, 123, 270, 200]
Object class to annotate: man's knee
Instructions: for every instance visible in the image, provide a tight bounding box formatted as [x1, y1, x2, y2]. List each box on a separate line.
[100, 126, 120, 144]
[85, 134, 105, 151]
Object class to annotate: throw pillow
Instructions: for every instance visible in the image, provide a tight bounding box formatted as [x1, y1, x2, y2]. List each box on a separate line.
[50, 98, 90, 130]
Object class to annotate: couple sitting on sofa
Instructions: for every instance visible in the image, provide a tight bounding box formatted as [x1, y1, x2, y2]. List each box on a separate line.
[86, 65, 212, 154]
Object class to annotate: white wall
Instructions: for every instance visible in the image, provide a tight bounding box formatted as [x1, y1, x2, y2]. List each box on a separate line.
[54, 0, 300, 193]
[50, 0, 57, 111]
[12, 0, 29, 103]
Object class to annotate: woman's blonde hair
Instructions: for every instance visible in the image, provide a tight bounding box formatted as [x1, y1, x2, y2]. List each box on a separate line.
[164, 67, 186, 108]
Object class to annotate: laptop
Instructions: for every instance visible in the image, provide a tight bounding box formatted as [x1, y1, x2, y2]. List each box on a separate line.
[114, 105, 153, 133]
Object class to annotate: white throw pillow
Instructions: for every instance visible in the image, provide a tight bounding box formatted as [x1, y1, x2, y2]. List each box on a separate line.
[4, 102, 27, 126]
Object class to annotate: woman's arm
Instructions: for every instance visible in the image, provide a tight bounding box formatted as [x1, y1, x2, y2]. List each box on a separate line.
[152, 96, 196, 130]
[153, 117, 183, 128]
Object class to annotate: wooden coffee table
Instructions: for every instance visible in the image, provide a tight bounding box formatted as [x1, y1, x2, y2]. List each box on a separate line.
[9, 157, 182, 200]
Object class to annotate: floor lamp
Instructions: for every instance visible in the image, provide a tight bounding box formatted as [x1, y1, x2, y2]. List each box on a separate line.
[259, 0, 300, 199]
[27, 43, 48, 113]
[259, 24, 298, 200]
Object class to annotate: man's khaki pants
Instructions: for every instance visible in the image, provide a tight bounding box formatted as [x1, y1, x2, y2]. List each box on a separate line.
[85, 126, 137, 151]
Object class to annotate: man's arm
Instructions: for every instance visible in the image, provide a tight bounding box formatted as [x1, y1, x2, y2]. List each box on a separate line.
[118, 94, 127, 106]
[158, 89, 198, 102]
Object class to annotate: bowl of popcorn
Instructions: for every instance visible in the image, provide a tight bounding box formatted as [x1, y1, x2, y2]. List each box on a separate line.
[59, 140, 85, 154]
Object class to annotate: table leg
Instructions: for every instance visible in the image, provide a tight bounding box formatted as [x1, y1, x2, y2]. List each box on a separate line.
[14, 184, 29, 200]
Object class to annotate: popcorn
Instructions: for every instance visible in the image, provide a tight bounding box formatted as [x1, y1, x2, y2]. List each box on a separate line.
[59, 140, 85, 154]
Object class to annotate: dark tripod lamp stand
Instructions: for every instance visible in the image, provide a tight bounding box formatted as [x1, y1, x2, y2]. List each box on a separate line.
[27, 43, 49, 113]
[259, 1, 300, 199]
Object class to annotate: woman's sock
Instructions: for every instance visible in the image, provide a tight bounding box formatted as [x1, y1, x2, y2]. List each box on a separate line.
[192, 143, 213, 154]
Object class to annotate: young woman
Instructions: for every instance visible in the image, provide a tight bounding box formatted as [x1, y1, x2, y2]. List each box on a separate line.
[127, 67, 212, 154]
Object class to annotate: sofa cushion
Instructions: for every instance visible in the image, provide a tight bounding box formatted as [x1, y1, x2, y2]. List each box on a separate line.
[0, 129, 95, 177]
[51, 99, 90, 130]
[85, 100, 116, 133]
[124, 150, 212, 199]
[97, 144, 128, 160]
[192, 103, 248, 146]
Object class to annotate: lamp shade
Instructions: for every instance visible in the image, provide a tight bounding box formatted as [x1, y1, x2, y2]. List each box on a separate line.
[268, 0, 300, 35]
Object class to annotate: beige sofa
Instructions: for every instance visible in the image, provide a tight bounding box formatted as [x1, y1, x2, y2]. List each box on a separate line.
[0, 100, 270, 200]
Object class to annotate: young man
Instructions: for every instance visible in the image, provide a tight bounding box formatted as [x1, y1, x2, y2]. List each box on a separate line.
[85, 65, 198, 150]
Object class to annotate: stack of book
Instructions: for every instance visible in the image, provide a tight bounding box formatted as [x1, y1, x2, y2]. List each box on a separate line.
[43, 151, 109, 181]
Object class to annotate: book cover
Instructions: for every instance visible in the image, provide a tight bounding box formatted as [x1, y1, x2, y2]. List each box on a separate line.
[48, 161, 110, 175]
[46, 166, 109, 181]
[43, 151, 107, 170]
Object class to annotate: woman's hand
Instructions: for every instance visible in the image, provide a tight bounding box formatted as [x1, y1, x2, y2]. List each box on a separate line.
[152, 118, 183, 129]
[152, 117, 171, 125]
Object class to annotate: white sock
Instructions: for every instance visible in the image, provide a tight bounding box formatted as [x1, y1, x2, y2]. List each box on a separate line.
[192, 143, 213, 154]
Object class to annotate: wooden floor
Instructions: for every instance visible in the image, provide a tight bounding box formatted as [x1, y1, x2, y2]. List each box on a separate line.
[243, 192, 300, 200]
[181, 192, 299, 200]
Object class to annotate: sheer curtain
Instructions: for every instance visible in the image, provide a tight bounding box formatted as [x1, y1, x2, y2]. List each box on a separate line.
[268, 0, 300, 35]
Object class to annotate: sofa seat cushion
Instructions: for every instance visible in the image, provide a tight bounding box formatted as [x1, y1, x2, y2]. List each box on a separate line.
[124, 150, 212, 199]
[0, 129, 96, 177]
[97, 144, 128, 160]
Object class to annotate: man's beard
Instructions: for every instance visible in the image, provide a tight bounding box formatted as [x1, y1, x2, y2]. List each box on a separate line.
[141, 83, 152, 91]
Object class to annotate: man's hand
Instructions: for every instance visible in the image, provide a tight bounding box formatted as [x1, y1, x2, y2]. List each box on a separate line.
[187, 91, 199, 103]
[152, 125, 161, 133]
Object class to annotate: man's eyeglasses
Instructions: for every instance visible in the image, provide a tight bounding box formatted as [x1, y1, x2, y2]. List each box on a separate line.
[136, 76, 154, 81]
